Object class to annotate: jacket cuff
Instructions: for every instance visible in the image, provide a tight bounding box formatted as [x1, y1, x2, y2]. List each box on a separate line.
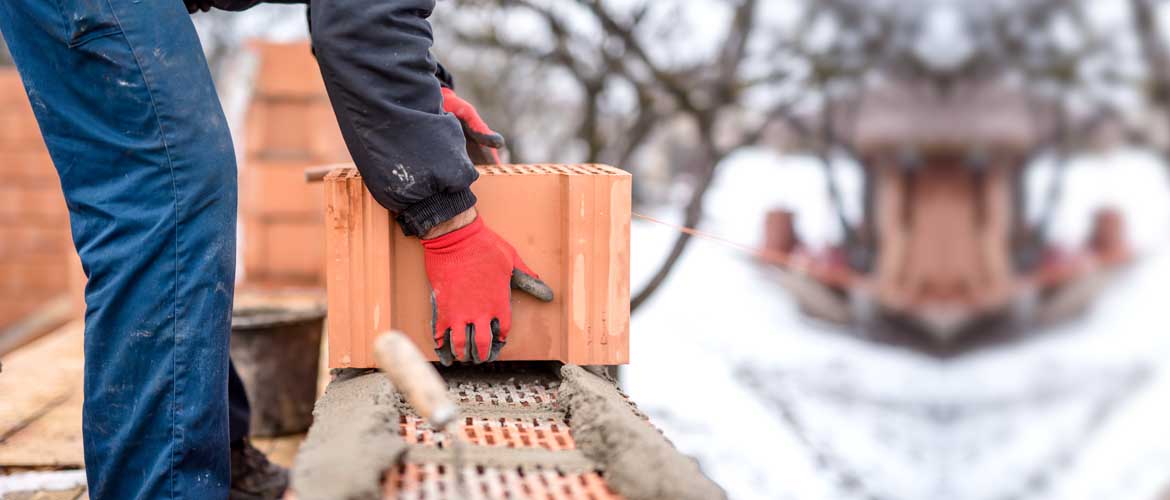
[396, 188, 477, 237]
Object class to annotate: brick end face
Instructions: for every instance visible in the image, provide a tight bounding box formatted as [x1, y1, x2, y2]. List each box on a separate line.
[324, 165, 632, 367]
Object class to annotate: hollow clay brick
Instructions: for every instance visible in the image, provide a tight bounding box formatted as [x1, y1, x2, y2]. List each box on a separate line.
[0, 71, 26, 106]
[0, 184, 68, 223]
[0, 151, 58, 181]
[305, 101, 351, 163]
[245, 99, 317, 160]
[0, 259, 69, 294]
[0, 225, 70, 258]
[0, 69, 78, 328]
[242, 217, 326, 287]
[324, 164, 632, 367]
[243, 161, 327, 217]
[249, 41, 328, 99]
[245, 99, 349, 162]
[239, 41, 350, 288]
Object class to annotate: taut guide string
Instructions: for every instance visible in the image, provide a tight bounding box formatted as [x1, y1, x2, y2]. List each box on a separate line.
[630, 212, 767, 258]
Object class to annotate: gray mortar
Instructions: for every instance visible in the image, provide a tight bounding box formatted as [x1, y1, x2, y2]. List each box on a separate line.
[291, 372, 407, 500]
[391, 386, 564, 419]
[405, 445, 597, 472]
[294, 365, 725, 499]
[294, 368, 598, 499]
[452, 406, 565, 420]
[559, 364, 728, 500]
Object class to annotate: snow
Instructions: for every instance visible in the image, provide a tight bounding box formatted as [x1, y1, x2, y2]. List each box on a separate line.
[0, 470, 87, 496]
[623, 147, 1170, 499]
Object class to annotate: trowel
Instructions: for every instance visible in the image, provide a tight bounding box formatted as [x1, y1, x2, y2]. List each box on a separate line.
[373, 331, 468, 490]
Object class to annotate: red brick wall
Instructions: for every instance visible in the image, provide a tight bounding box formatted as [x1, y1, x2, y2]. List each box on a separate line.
[241, 42, 350, 288]
[0, 70, 75, 329]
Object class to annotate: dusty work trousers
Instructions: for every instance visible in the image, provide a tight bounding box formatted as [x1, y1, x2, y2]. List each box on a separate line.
[0, 0, 250, 498]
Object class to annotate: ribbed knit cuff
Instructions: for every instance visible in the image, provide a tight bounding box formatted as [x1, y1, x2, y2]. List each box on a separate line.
[396, 188, 477, 237]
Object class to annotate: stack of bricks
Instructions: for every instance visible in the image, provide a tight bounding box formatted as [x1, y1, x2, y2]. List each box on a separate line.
[241, 42, 350, 288]
[0, 69, 74, 329]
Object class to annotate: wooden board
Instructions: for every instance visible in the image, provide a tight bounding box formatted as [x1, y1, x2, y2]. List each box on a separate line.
[0, 321, 85, 468]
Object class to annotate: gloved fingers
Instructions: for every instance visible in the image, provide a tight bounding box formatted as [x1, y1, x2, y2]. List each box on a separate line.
[434, 328, 456, 367]
[465, 137, 502, 166]
[463, 124, 506, 150]
[488, 318, 506, 362]
[442, 88, 506, 149]
[431, 292, 456, 366]
[468, 320, 495, 364]
[512, 267, 554, 302]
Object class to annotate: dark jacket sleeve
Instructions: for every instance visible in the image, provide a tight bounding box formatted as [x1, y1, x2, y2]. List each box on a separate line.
[307, 0, 478, 237]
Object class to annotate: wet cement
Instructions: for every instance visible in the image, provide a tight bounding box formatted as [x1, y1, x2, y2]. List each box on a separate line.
[294, 365, 725, 499]
[391, 390, 564, 420]
[294, 368, 595, 499]
[559, 364, 727, 500]
[452, 405, 565, 420]
[404, 444, 597, 472]
[291, 371, 406, 500]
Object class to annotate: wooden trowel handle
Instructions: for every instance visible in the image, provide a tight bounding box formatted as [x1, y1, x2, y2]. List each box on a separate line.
[373, 331, 459, 430]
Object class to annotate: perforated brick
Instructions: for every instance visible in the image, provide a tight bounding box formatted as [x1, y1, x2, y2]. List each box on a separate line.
[382, 463, 619, 500]
[400, 415, 576, 451]
[324, 164, 632, 367]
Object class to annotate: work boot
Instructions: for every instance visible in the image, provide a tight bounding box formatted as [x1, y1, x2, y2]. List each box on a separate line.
[229, 438, 289, 500]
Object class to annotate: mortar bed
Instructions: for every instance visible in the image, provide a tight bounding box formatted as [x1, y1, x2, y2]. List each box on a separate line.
[400, 414, 576, 451]
[291, 365, 722, 500]
[383, 462, 618, 500]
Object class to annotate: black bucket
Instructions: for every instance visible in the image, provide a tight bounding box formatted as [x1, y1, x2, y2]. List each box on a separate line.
[230, 306, 325, 437]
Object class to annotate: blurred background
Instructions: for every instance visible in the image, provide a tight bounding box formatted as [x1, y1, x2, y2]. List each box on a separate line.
[7, 0, 1170, 498]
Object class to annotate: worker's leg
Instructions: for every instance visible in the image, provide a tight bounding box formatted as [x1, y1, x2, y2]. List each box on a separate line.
[229, 361, 252, 442]
[0, 0, 236, 498]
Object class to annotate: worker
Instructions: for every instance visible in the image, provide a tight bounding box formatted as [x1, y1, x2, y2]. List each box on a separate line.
[0, 0, 552, 498]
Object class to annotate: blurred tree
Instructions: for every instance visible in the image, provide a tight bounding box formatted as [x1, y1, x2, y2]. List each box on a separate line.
[1131, 0, 1170, 160]
[433, 0, 1136, 312]
[434, 0, 815, 310]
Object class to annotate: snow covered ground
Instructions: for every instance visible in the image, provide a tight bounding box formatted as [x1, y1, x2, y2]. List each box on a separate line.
[623, 148, 1170, 500]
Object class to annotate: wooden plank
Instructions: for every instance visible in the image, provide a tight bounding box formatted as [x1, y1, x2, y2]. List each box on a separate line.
[0, 321, 84, 468]
[0, 295, 76, 357]
[0, 388, 84, 468]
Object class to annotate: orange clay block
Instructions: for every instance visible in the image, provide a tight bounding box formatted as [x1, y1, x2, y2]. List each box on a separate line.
[324, 164, 631, 367]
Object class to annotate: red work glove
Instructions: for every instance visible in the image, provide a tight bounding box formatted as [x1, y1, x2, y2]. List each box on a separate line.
[423, 216, 553, 365]
[441, 87, 505, 165]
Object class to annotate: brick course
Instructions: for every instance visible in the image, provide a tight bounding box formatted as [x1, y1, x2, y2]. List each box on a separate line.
[240, 41, 350, 288]
[0, 69, 75, 330]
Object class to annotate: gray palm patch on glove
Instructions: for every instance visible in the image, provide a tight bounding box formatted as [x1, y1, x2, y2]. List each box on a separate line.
[431, 270, 553, 366]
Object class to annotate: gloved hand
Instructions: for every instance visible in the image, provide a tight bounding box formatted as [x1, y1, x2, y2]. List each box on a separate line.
[423, 215, 553, 365]
[441, 87, 505, 165]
